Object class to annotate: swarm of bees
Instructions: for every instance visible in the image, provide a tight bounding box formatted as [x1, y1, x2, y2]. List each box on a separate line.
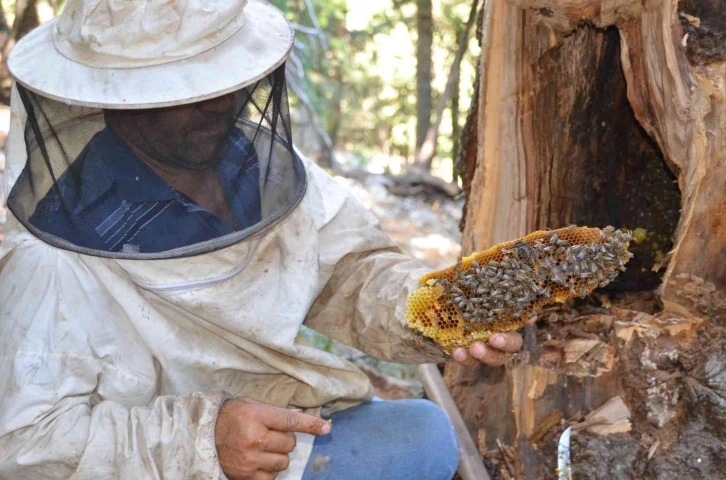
[405, 226, 633, 354]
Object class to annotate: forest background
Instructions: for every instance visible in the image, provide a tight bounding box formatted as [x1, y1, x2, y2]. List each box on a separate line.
[0, 0, 482, 185]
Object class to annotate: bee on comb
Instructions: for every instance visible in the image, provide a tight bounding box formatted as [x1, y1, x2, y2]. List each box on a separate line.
[405, 226, 633, 354]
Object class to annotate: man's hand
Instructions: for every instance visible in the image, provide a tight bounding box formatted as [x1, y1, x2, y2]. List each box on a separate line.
[451, 318, 536, 367]
[215, 398, 331, 480]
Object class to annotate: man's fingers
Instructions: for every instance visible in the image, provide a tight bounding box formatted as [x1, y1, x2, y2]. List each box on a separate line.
[260, 431, 297, 454]
[251, 470, 279, 480]
[487, 332, 523, 353]
[261, 408, 331, 436]
[468, 342, 506, 366]
[452, 348, 479, 367]
[257, 452, 291, 473]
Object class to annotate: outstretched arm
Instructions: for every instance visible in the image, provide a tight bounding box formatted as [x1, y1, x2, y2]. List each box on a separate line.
[302, 160, 525, 366]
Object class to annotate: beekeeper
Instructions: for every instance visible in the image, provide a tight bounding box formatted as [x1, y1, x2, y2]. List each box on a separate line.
[0, 1, 528, 478]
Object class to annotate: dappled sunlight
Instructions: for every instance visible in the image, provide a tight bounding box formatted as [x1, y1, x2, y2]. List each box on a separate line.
[334, 174, 461, 269]
[409, 233, 460, 264]
[281, 0, 480, 170]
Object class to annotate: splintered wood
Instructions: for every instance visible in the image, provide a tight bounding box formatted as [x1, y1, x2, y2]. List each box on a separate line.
[572, 396, 632, 435]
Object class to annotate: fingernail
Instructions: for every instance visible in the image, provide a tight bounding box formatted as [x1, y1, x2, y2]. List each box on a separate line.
[453, 349, 467, 362]
[491, 335, 505, 348]
[290, 408, 302, 412]
[471, 344, 486, 358]
[321, 423, 331, 434]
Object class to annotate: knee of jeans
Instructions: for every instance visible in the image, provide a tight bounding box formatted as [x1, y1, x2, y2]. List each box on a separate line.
[405, 399, 460, 476]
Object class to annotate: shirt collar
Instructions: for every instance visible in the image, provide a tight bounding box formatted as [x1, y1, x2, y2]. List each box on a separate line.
[71, 127, 253, 214]
[71, 128, 177, 214]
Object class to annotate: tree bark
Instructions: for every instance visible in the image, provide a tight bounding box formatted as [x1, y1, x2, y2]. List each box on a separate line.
[447, 0, 726, 477]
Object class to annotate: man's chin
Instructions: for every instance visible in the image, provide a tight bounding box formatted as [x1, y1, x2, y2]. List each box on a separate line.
[173, 145, 228, 171]
[176, 156, 223, 171]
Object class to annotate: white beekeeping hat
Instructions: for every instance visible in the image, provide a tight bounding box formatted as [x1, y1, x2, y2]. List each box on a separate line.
[4, 0, 306, 259]
[7, 0, 294, 109]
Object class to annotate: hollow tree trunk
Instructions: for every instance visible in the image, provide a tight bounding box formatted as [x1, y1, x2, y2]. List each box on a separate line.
[447, 0, 726, 477]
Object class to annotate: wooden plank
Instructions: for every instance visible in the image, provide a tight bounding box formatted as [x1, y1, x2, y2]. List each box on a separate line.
[418, 364, 492, 480]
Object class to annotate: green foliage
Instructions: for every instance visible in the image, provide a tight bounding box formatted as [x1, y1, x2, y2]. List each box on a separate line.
[6, 0, 480, 178]
[287, 0, 480, 177]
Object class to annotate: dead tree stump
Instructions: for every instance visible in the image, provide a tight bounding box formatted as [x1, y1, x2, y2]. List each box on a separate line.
[447, 0, 726, 477]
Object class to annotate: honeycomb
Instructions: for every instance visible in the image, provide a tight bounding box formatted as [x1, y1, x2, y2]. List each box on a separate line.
[405, 226, 633, 354]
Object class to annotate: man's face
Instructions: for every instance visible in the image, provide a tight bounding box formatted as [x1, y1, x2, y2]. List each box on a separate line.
[107, 91, 245, 170]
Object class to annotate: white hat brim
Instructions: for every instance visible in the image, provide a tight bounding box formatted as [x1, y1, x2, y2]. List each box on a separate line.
[8, 0, 294, 109]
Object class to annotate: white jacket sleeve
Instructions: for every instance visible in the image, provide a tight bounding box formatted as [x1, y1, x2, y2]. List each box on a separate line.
[0, 243, 228, 480]
[302, 163, 446, 364]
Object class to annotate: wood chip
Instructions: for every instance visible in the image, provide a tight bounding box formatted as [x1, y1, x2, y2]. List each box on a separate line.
[561, 325, 600, 341]
[680, 12, 701, 27]
[564, 339, 601, 363]
[477, 428, 488, 456]
[571, 417, 610, 432]
[540, 349, 562, 367]
[565, 411, 584, 425]
[584, 314, 614, 332]
[584, 396, 632, 435]
[648, 440, 661, 460]
[591, 344, 616, 371]
[615, 322, 644, 342]
[615, 314, 696, 342]
[496, 439, 515, 478]
[661, 318, 698, 337]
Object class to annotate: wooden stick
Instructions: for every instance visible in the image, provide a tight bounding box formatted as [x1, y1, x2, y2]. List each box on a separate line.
[418, 364, 492, 480]
[569, 416, 610, 431]
[496, 439, 515, 478]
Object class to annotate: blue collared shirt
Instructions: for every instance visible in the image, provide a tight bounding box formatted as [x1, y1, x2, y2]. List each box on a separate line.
[30, 127, 261, 253]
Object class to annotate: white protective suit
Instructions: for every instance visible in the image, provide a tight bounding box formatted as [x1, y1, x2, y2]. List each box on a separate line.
[0, 86, 445, 480]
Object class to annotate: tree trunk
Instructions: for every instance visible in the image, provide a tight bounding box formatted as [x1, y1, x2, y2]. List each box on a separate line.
[0, 5, 10, 104]
[415, 0, 480, 170]
[451, 60, 460, 181]
[14, 0, 39, 41]
[0, 0, 40, 104]
[447, 0, 726, 477]
[416, 0, 433, 155]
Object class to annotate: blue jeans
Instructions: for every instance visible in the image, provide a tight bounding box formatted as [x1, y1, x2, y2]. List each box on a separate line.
[302, 399, 459, 480]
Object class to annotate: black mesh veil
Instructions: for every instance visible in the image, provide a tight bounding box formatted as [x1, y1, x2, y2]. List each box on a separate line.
[7, 64, 306, 259]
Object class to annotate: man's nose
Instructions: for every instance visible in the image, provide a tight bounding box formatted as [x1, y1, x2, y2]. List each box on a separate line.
[198, 93, 235, 113]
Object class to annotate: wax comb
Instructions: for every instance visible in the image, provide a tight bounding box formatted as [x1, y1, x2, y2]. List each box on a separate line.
[405, 226, 633, 354]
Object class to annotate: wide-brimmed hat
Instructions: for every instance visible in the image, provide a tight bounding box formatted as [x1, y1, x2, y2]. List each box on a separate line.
[8, 0, 294, 109]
